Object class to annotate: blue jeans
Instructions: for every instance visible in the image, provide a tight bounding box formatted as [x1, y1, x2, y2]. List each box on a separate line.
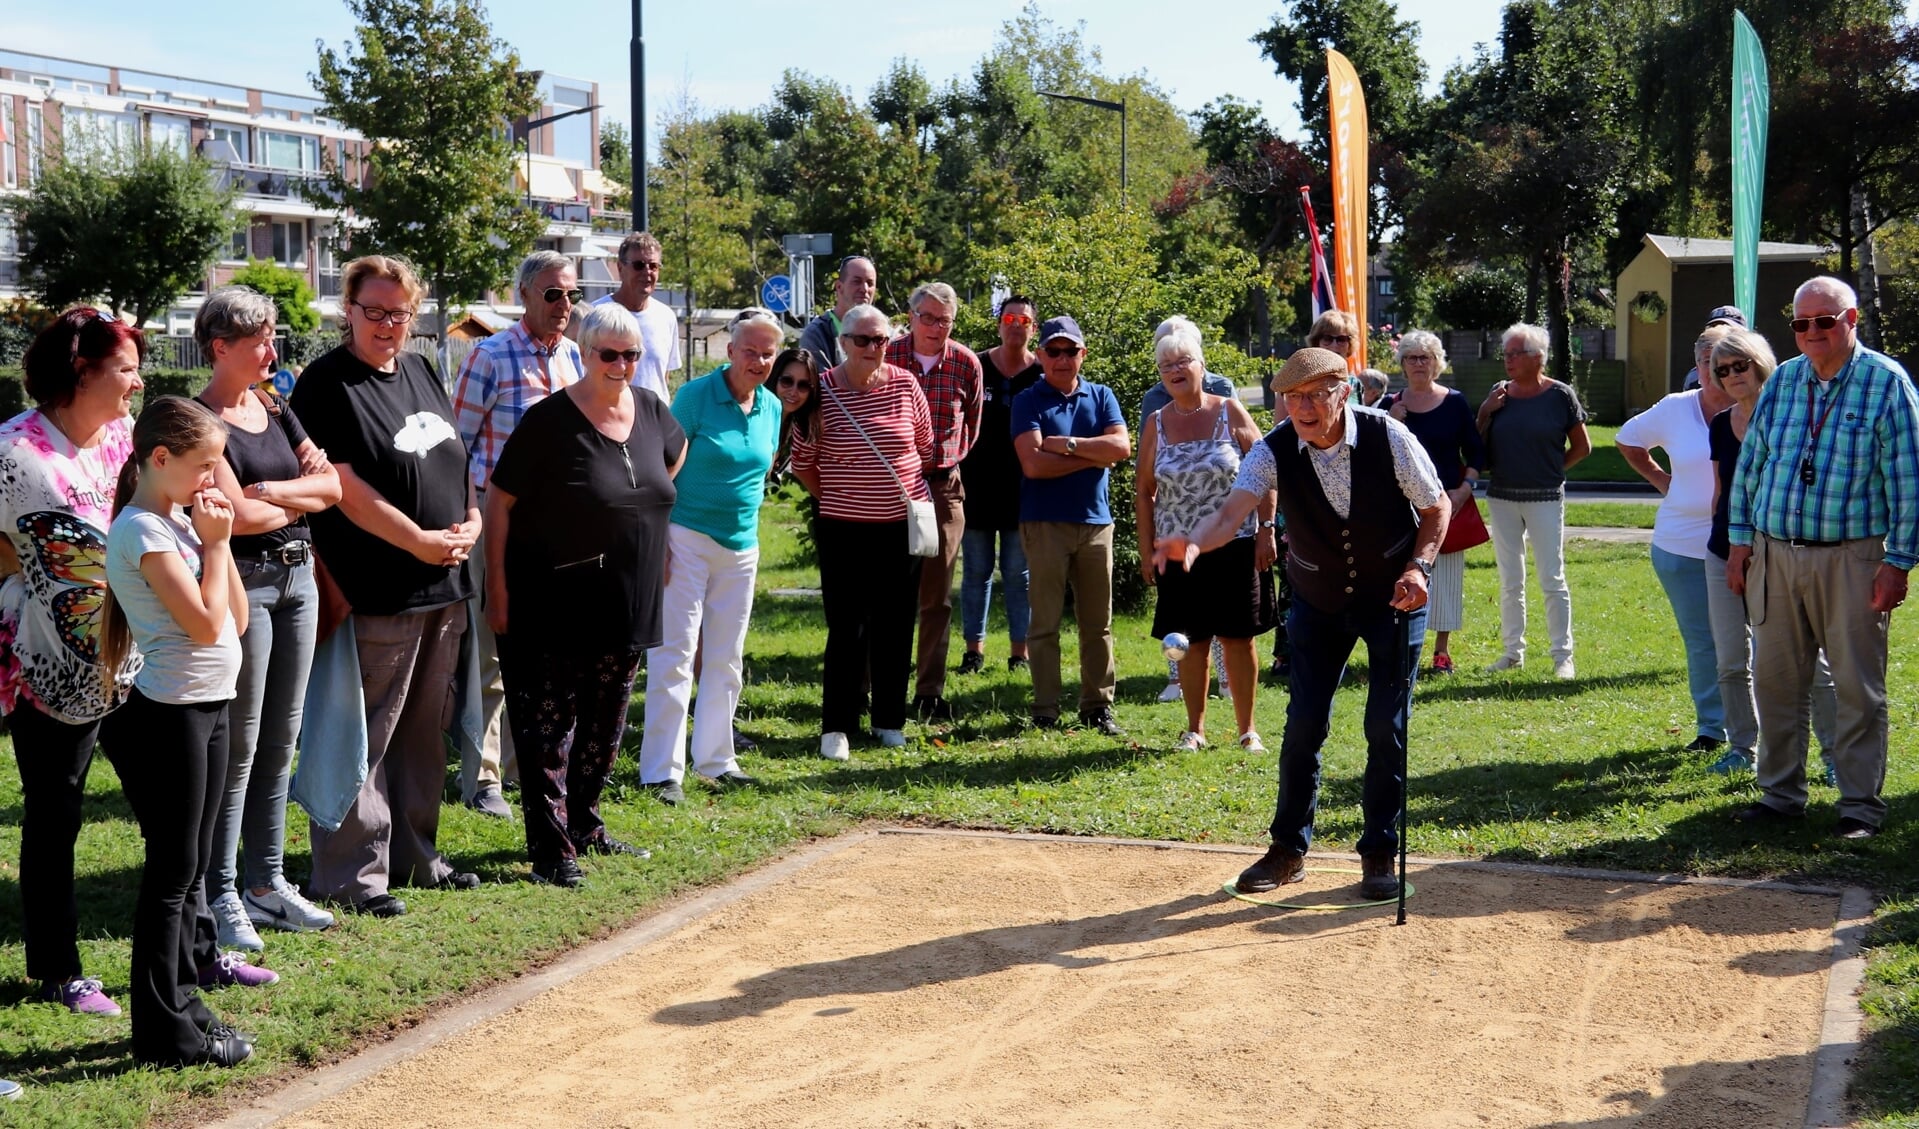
[1272, 596, 1426, 856]
[960, 527, 1029, 645]
[1649, 545, 1726, 740]
[206, 558, 318, 898]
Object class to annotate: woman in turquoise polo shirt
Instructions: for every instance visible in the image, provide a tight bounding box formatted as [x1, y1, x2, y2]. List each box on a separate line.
[638, 310, 785, 804]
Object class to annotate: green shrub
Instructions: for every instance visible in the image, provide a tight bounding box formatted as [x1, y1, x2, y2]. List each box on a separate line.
[0, 366, 24, 420]
[226, 260, 321, 333]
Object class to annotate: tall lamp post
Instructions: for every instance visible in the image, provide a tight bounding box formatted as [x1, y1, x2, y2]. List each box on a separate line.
[1037, 90, 1127, 205]
[631, 0, 647, 232]
[522, 103, 601, 212]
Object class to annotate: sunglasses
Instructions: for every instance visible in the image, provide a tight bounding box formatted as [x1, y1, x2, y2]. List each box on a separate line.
[1314, 334, 1353, 347]
[1043, 343, 1083, 358]
[350, 301, 414, 325]
[1789, 313, 1849, 333]
[1281, 386, 1344, 408]
[543, 287, 586, 305]
[843, 333, 890, 349]
[595, 348, 641, 364]
[1000, 313, 1034, 328]
[1712, 359, 1754, 380]
[622, 258, 662, 272]
[777, 375, 814, 391]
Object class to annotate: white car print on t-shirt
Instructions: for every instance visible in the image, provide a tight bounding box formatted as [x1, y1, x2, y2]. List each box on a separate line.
[394, 412, 459, 457]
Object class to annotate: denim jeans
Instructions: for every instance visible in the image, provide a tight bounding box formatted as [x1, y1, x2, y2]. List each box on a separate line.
[960, 527, 1030, 645]
[207, 559, 317, 899]
[1271, 596, 1426, 856]
[1649, 545, 1726, 741]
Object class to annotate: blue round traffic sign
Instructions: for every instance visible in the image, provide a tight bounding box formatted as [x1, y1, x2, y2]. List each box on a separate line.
[761, 275, 794, 313]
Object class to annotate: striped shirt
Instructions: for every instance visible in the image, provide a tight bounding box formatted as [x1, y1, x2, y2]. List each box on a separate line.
[885, 337, 983, 470]
[450, 322, 582, 490]
[792, 365, 932, 522]
[1728, 344, 1919, 568]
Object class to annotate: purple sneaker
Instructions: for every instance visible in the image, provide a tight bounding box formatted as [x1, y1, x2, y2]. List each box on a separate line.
[198, 951, 280, 989]
[44, 977, 122, 1016]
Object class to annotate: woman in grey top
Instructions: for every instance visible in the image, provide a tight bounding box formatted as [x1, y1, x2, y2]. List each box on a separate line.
[1477, 323, 1591, 678]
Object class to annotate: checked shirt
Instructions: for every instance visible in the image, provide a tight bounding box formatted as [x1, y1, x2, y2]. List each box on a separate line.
[1728, 344, 1919, 568]
[451, 322, 583, 491]
[885, 337, 983, 471]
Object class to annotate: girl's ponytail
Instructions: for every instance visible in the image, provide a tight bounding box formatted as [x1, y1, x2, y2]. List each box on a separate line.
[98, 458, 140, 687]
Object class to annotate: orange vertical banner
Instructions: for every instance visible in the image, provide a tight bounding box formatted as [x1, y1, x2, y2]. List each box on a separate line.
[1326, 49, 1369, 372]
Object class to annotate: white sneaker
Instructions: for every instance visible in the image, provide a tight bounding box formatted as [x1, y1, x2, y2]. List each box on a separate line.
[820, 732, 851, 761]
[211, 891, 265, 952]
[875, 728, 907, 748]
[1157, 682, 1183, 703]
[1484, 655, 1522, 672]
[1553, 659, 1576, 680]
[244, 876, 336, 933]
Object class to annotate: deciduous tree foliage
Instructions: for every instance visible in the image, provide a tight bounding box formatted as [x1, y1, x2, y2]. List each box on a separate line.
[228, 259, 321, 333]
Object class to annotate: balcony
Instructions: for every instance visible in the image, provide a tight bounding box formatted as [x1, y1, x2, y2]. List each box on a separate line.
[593, 209, 633, 234]
[536, 200, 591, 227]
[216, 163, 340, 206]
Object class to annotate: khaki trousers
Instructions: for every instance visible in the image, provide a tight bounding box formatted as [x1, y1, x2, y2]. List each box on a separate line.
[913, 473, 967, 700]
[1746, 534, 1890, 826]
[1020, 521, 1116, 718]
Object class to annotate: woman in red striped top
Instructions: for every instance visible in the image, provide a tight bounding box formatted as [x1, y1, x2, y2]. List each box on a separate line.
[791, 304, 933, 761]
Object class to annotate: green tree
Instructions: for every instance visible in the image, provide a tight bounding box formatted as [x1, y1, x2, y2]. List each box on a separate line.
[599, 120, 633, 212]
[649, 95, 757, 309]
[1186, 95, 1317, 352]
[1432, 266, 1525, 331]
[227, 259, 321, 332]
[5, 142, 237, 328]
[310, 0, 545, 351]
[968, 201, 1258, 611]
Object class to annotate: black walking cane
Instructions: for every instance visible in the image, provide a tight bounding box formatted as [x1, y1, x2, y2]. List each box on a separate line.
[1394, 607, 1413, 927]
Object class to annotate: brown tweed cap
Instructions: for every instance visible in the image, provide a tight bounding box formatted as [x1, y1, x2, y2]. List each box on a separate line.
[1270, 347, 1352, 396]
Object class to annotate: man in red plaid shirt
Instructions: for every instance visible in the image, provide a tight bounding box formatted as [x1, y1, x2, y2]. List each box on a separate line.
[887, 282, 983, 720]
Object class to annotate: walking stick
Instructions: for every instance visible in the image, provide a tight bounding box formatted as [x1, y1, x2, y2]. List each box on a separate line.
[1394, 607, 1413, 927]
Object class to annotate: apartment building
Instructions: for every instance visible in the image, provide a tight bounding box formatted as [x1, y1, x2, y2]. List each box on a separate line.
[0, 49, 626, 334]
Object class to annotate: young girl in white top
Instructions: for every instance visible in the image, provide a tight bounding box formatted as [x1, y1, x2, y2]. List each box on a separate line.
[102, 395, 276, 1069]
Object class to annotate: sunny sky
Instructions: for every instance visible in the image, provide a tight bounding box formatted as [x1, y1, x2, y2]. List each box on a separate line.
[8, 0, 1919, 152]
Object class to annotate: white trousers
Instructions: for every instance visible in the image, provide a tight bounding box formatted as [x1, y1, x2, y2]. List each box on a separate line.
[639, 524, 760, 785]
[1488, 496, 1573, 664]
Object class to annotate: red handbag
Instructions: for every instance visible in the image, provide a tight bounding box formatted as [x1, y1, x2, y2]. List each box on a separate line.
[1442, 494, 1491, 554]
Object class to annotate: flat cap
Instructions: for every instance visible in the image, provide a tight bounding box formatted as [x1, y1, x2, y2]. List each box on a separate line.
[1271, 347, 1351, 396]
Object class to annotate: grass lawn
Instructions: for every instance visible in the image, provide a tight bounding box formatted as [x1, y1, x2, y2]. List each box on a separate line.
[1566, 423, 1636, 483]
[2, 508, 1916, 1127]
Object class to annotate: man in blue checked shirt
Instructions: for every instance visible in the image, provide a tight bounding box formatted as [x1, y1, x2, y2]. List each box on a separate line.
[1726, 275, 1919, 841]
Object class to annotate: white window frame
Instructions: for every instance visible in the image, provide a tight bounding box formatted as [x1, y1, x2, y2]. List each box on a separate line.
[259, 129, 320, 172]
[209, 124, 250, 164]
[271, 219, 308, 267]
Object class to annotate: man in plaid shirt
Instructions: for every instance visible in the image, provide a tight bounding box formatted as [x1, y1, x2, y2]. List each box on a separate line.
[1727, 274, 1919, 841]
[448, 250, 585, 819]
[886, 282, 983, 720]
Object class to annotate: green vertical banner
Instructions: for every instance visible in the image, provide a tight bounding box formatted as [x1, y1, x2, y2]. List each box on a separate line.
[1731, 10, 1769, 319]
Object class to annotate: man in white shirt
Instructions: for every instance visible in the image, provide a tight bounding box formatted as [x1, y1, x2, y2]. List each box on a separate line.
[594, 231, 681, 400]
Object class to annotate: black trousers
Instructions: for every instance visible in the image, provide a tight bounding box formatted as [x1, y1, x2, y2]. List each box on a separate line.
[8, 702, 108, 984]
[816, 516, 921, 734]
[102, 689, 229, 1063]
[499, 640, 643, 865]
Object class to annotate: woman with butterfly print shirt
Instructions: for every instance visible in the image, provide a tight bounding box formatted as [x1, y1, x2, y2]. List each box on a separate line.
[0, 309, 144, 1018]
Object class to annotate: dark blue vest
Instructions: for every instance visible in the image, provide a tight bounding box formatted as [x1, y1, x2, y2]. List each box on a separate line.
[1266, 409, 1418, 614]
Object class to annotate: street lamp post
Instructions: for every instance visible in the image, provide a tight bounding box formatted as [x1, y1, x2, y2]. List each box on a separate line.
[631, 0, 647, 232]
[521, 103, 601, 213]
[1037, 90, 1127, 205]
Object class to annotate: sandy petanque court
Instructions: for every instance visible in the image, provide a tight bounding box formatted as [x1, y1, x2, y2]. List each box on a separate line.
[250, 829, 1859, 1129]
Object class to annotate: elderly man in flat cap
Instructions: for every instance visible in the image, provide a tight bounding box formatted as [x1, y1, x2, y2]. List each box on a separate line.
[1157, 348, 1450, 899]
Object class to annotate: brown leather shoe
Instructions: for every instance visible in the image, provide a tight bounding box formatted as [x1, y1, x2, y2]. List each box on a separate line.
[1235, 845, 1306, 893]
[1359, 853, 1400, 900]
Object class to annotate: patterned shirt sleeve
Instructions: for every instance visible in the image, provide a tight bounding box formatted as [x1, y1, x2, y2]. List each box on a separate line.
[450, 346, 496, 489]
[1232, 438, 1279, 496]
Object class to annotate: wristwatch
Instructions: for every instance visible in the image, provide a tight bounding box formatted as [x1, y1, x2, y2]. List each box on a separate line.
[1411, 556, 1436, 577]
[1065, 437, 1079, 456]
[1258, 520, 1278, 531]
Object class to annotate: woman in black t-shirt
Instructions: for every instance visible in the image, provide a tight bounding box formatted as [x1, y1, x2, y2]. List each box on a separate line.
[289, 256, 482, 918]
[194, 287, 344, 952]
[484, 302, 685, 888]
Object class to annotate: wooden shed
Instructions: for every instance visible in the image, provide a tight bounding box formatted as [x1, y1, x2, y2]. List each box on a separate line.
[1614, 234, 1830, 414]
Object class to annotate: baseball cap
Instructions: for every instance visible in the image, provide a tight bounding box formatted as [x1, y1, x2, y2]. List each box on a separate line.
[1705, 305, 1747, 328]
[1038, 315, 1085, 347]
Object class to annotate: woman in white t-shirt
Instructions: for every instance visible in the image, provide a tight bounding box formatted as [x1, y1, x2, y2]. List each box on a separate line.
[1615, 326, 1737, 755]
[102, 396, 274, 1069]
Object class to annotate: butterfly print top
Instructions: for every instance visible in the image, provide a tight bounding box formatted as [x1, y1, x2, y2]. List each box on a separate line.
[0, 410, 138, 722]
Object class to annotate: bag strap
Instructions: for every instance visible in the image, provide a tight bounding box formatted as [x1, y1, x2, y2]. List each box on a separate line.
[821, 377, 915, 505]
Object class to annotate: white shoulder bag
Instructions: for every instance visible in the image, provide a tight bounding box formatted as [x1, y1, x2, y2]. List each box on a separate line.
[823, 381, 939, 558]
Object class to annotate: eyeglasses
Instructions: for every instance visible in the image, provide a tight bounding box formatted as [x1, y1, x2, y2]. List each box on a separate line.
[1790, 312, 1849, 334]
[1156, 356, 1198, 373]
[914, 310, 954, 328]
[1314, 335, 1353, 347]
[777, 375, 814, 391]
[1281, 386, 1344, 408]
[1043, 344, 1083, 358]
[1000, 313, 1034, 328]
[542, 287, 586, 305]
[843, 333, 890, 349]
[1713, 359, 1754, 380]
[1400, 353, 1435, 363]
[622, 258, 662, 272]
[595, 348, 642, 364]
[350, 301, 414, 325]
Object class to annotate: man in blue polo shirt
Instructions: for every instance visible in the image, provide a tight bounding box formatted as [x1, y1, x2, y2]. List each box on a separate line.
[1011, 316, 1132, 735]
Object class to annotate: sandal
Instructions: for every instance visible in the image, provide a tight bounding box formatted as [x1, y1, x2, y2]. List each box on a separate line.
[1237, 731, 1266, 752]
[1175, 731, 1207, 752]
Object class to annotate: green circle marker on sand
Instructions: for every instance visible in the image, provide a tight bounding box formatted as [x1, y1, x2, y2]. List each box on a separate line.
[1220, 867, 1416, 911]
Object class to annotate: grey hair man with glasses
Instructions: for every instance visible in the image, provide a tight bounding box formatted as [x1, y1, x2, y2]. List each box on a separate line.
[449, 249, 587, 818]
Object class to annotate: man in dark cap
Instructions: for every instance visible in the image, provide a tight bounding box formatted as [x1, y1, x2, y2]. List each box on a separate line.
[1683, 305, 1748, 389]
[1157, 347, 1450, 899]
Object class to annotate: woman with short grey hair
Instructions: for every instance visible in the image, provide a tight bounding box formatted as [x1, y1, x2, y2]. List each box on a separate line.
[1477, 322, 1591, 678]
[193, 285, 344, 949]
